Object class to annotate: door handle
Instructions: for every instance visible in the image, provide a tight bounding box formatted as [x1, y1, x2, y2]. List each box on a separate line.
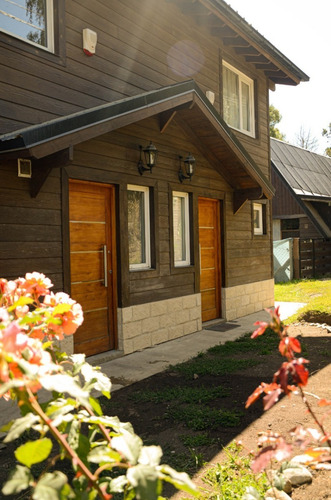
[103, 245, 108, 288]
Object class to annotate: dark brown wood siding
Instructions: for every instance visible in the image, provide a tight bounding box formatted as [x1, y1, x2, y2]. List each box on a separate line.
[0, 0, 274, 295]
[0, 0, 271, 177]
[0, 113, 273, 301]
[271, 168, 324, 240]
[0, 162, 63, 289]
[224, 195, 272, 287]
[271, 167, 305, 218]
[299, 217, 322, 240]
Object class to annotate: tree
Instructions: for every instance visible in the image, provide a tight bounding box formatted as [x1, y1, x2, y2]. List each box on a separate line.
[269, 105, 286, 140]
[296, 126, 319, 151]
[322, 123, 331, 157]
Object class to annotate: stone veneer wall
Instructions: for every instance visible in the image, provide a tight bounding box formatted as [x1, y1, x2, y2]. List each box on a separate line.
[118, 294, 202, 354]
[221, 278, 274, 321]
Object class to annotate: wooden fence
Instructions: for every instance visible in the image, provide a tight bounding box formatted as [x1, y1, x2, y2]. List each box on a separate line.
[299, 239, 331, 279]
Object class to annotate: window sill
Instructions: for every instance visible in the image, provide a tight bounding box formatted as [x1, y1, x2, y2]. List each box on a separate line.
[129, 268, 158, 279]
[0, 30, 65, 66]
[227, 124, 256, 139]
[171, 265, 195, 274]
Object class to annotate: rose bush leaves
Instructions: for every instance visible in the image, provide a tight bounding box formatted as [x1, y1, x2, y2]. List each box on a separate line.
[0, 274, 197, 499]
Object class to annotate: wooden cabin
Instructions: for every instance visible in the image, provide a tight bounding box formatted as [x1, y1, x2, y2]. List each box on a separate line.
[271, 138, 331, 241]
[0, 0, 308, 357]
[271, 138, 331, 278]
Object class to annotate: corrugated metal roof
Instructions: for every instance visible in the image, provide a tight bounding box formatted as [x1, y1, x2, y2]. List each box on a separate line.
[271, 138, 331, 199]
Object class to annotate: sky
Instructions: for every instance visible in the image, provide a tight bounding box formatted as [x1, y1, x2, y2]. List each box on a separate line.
[225, 0, 330, 154]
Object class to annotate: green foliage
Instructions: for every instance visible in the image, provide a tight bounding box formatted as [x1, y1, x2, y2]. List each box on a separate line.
[180, 433, 216, 448]
[129, 385, 230, 404]
[170, 356, 260, 379]
[161, 446, 206, 475]
[207, 330, 279, 355]
[274, 278, 331, 324]
[15, 437, 53, 467]
[201, 443, 269, 500]
[269, 105, 286, 140]
[322, 122, 331, 157]
[1, 465, 33, 495]
[0, 274, 197, 500]
[167, 404, 243, 431]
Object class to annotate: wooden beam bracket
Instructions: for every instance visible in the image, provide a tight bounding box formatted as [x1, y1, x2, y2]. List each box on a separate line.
[159, 110, 177, 133]
[30, 146, 73, 198]
[233, 187, 263, 214]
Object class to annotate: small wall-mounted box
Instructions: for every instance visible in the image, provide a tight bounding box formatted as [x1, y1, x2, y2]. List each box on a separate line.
[206, 90, 215, 105]
[18, 158, 32, 178]
[83, 28, 97, 56]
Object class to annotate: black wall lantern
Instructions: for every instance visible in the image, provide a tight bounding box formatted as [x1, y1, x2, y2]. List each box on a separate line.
[178, 153, 196, 183]
[137, 141, 158, 175]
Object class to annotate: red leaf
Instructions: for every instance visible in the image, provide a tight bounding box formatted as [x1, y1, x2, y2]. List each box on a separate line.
[251, 321, 269, 339]
[289, 337, 302, 353]
[245, 384, 265, 408]
[263, 387, 282, 410]
[275, 362, 290, 392]
[273, 438, 293, 462]
[292, 359, 309, 386]
[318, 398, 331, 407]
[279, 337, 301, 357]
[251, 446, 276, 473]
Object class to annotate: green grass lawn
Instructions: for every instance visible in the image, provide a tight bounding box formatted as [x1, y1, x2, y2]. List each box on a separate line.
[274, 278, 331, 324]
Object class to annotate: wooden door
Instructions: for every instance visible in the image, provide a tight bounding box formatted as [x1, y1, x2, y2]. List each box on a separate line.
[198, 197, 221, 322]
[69, 180, 117, 356]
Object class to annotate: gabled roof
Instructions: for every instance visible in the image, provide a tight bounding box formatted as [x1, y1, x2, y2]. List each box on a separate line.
[0, 80, 274, 210]
[171, 0, 309, 86]
[271, 138, 331, 239]
[271, 138, 331, 201]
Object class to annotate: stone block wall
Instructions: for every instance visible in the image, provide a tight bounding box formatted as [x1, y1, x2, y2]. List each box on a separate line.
[117, 293, 202, 354]
[221, 278, 274, 321]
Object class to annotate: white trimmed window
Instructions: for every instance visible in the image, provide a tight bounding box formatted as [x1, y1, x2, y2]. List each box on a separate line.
[0, 0, 54, 51]
[253, 203, 263, 235]
[128, 185, 151, 270]
[223, 61, 255, 137]
[173, 191, 190, 267]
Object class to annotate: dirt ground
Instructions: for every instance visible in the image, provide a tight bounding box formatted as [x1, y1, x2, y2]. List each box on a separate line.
[110, 323, 331, 499]
[0, 323, 330, 499]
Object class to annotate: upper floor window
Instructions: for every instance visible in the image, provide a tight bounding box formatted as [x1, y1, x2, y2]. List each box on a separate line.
[128, 185, 151, 270]
[173, 191, 190, 267]
[222, 61, 255, 137]
[0, 0, 54, 51]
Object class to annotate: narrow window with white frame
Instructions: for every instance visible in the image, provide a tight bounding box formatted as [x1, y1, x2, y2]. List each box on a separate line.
[0, 0, 54, 51]
[173, 191, 190, 267]
[253, 202, 263, 235]
[128, 185, 151, 270]
[222, 61, 255, 137]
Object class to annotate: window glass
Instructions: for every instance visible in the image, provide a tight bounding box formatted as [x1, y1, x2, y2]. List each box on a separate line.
[281, 219, 299, 231]
[173, 192, 190, 266]
[223, 65, 240, 129]
[222, 62, 255, 137]
[128, 185, 150, 269]
[241, 81, 251, 132]
[0, 0, 53, 50]
[253, 203, 263, 235]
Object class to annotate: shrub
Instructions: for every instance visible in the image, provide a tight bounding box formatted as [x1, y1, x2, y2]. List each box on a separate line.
[0, 273, 197, 499]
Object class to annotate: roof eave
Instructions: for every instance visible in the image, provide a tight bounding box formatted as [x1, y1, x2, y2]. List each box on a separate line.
[199, 0, 309, 85]
[0, 80, 274, 201]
